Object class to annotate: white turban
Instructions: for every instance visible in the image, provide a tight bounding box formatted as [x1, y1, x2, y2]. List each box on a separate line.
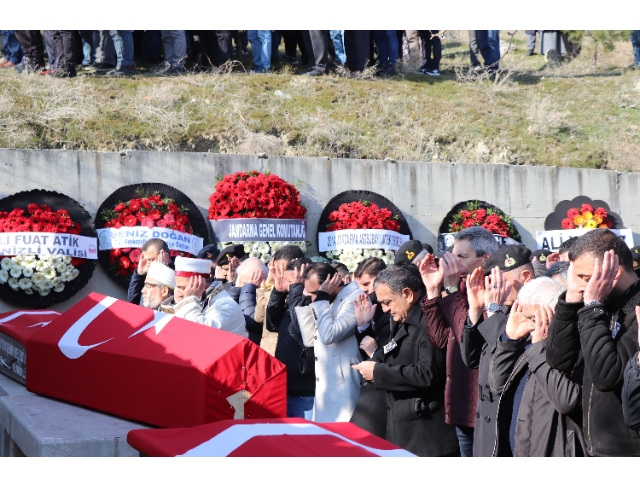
[147, 262, 176, 289]
[174, 256, 212, 278]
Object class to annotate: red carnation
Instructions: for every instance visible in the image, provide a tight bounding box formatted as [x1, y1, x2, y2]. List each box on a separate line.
[148, 209, 162, 221]
[129, 249, 142, 264]
[462, 219, 476, 228]
[128, 200, 142, 212]
[141, 217, 155, 228]
[164, 213, 175, 225]
[114, 203, 126, 212]
[124, 215, 138, 227]
[155, 220, 167, 228]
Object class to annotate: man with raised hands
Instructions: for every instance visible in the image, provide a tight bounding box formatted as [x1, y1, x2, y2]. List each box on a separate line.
[128, 238, 172, 305]
[460, 244, 534, 457]
[418, 226, 498, 457]
[546, 229, 640, 456]
[140, 261, 175, 311]
[489, 277, 585, 456]
[164, 256, 247, 339]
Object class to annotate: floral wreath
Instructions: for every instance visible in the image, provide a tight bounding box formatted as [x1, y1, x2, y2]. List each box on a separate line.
[0, 190, 97, 308]
[95, 183, 212, 289]
[317, 190, 413, 273]
[209, 171, 308, 263]
[543, 196, 622, 231]
[561, 203, 612, 230]
[440, 200, 520, 240]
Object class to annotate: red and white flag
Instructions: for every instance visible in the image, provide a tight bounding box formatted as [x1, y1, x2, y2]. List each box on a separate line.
[25, 293, 287, 427]
[0, 310, 61, 383]
[127, 418, 415, 457]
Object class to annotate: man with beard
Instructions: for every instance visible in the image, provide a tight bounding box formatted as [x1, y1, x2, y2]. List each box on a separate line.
[419, 226, 498, 456]
[350, 257, 392, 437]
[546, 229, 640, 456]
[461, 245, 534, 456]
[139, 262, 175, 310]
[163, 256, 247, 338]
[128, 238, 172, 305]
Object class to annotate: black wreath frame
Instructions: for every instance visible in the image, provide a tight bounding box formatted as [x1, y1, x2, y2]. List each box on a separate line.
[438, 199, 522, 242]
[316, 190, 413, 258]
[0, 189, 97, 308]
[543, 196, 623, 231]
[95, 183, 213, 289]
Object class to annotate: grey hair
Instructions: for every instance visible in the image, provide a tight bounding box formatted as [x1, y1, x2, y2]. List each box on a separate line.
[516, 277, 565, 308]
[544, 262, 569, 285]
[236, 257, 268, 280]
[453, 226, 499, 257]
[374, 266, 422, 295]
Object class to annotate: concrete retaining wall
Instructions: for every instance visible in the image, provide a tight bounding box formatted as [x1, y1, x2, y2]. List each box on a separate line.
[2, 148, 639, 312]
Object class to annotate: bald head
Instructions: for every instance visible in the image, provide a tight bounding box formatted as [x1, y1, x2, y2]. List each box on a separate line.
[236, 257, 268, 287]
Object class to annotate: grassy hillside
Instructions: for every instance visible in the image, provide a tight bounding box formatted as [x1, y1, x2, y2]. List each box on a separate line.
[1, 31, 639, 171]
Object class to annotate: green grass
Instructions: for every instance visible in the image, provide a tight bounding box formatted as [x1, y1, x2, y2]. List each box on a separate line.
[1, 30, 640, 171]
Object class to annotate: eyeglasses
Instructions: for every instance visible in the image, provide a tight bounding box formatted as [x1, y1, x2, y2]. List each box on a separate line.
[143, 282, 165, 290]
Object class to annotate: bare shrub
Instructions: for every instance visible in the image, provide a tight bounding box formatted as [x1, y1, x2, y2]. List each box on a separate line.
[527, 96, 575, 136]
[236, 127, 285, 156]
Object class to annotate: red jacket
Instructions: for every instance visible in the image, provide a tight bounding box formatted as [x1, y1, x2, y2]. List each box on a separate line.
[421, 288, 478, 428]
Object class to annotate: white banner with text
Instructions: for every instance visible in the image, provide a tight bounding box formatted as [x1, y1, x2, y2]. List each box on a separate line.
[318, 229, 409, 252]
[536, 229, 634, 251]
[97, 227, 204, 254]
[0, 232, 98, 259]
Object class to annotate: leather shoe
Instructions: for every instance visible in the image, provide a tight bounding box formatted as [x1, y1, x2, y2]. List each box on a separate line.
[305, 69, 324, 77]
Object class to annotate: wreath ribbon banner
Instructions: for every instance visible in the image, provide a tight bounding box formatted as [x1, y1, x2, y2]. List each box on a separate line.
[318, 229, 409, 252]
[210, 218, 306, 243]
[0, 232, 98, 259]
[536, 229, 634, 251]
[97, 227, 204, 254]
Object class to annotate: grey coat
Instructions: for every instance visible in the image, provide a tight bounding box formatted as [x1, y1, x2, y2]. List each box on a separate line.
[460, 311, 507, 457]
[296, 282, 364, 422]
[490, 338, 585, 456]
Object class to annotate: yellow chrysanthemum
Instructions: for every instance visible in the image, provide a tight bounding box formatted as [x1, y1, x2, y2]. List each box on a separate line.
[585, 220, 598, 229]
[574, 215, 586, 227]
[583, 211, 594, 221]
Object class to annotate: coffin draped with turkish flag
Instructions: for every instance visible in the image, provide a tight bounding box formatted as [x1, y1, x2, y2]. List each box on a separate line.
[0, 310, 62, 384]
[24, 293, 287, 427]
[127, 418, 415, 457]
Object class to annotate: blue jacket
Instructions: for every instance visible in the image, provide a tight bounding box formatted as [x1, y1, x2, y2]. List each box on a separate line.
[127, 271, 145, 305]
[228, 284, 262, 344]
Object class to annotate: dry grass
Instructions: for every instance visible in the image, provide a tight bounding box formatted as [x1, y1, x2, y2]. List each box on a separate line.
[526, 96, 575, 136]
[0, 30, 639, 170]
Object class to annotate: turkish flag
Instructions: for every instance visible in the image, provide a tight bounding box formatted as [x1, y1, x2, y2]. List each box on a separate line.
[0, 310, 61, 384]
[127, 418, 415, 457]
[25, 293, 287, 428]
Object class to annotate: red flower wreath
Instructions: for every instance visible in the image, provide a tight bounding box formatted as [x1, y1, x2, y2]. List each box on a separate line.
[326, 200, 401, 232]
[101, 192, 195, 277]
[208, 170, 307, 220]
[448, 201, 517, 238]
[0, 203, 84, 267]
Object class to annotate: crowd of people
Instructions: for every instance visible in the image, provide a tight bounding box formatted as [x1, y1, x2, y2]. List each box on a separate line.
[123, 227, 640, 457]
[0, 30, 504, 78]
